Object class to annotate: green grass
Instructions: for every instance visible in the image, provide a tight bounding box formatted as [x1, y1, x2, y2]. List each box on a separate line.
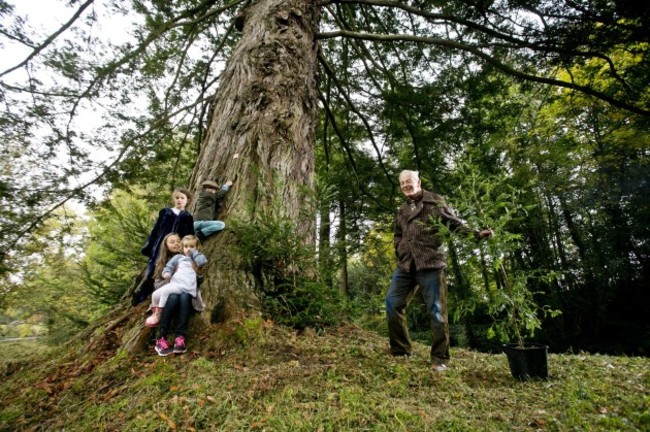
[0, 324, 648, 431]
[0, 338, 50, 364]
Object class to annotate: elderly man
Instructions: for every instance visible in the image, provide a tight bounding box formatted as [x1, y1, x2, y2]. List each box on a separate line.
[386, 170, 492, 371]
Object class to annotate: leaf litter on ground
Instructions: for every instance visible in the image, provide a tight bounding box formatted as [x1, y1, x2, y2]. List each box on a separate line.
[0, 323, 648, 431]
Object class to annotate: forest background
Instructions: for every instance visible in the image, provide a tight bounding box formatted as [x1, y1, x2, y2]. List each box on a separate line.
[0, 0, 648, 359]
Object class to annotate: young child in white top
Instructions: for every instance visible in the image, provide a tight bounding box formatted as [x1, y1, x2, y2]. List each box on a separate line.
[145, 235, 207, 328]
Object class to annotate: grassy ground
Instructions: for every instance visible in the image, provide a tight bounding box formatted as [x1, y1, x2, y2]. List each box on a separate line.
[0, 322, 648, 431]
[0, 338, 50, 363]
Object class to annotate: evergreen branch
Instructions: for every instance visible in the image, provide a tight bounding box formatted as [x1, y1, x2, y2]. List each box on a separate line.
[0, 28, 37, 49]
[0, 94, 213, 266]
[328, 0, 632, 89]
[317, 51, 397, 189]
[64, 0, 244, 127]
[316, 30, 650, 116]
[317, 90, 388, 211]
[357, 5, 425, 170]
[317, 90, 360, 179]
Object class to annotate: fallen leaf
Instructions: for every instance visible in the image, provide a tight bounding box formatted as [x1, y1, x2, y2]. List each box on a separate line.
[249, 418, 268, 429]
[157, 412, 176, 430]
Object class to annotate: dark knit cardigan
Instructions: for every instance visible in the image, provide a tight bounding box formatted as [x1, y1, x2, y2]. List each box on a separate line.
[141, 208, 195, 275]
[394, 190, 477, 272]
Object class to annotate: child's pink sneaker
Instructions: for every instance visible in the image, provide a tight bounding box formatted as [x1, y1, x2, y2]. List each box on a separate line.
[173, 336, 187, 354]
[155, 337, 172, 357]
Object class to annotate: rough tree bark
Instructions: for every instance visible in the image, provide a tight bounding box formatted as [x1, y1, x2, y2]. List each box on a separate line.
[187, 0, 320, 323]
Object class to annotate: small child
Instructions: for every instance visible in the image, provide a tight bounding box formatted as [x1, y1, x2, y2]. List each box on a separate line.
[193, 153, 238, 242]
[146, 235, 207, 331]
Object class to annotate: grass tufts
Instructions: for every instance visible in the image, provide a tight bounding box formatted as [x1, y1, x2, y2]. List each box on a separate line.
[0, 324, 648, 431]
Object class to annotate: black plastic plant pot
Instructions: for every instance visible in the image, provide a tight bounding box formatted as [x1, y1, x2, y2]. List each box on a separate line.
[502, 343, 549, 381]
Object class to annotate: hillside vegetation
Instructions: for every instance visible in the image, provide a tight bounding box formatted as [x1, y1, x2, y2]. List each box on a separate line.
[0, 322, 648, 431]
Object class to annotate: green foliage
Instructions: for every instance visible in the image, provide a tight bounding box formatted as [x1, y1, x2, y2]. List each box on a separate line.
[438, 158, 561, 347]
[484, 269, 562, 347]
[230, 316, 266, 347]
[230, 209, 345, 330]
[0, 319, 43, 339]
[0, 181, 195, 344]
[346, 228, 394, 300]
[79, 188, 153, 305]
[263, 280, 345, 331]
[500, 65, 650, 354]
[2, 206, 100, 343]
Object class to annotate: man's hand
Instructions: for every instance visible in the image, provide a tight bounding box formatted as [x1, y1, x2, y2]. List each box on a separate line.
[162, 272, 171, 280]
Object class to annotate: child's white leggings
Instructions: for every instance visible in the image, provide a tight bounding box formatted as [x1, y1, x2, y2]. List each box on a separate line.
[152, 284, 184, 308]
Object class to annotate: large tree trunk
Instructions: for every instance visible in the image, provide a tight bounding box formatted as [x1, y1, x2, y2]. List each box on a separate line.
[187, 0, 320, 324]
[109, 0, 320, 355]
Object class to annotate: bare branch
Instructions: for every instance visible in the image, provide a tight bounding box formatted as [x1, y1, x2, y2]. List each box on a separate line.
[0, 93, 213, 265]
[0, 0, 96, 78]
[318, 51, 397, 189]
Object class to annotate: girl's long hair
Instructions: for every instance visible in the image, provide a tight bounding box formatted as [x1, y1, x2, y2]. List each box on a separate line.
[154, 233, 181, 278]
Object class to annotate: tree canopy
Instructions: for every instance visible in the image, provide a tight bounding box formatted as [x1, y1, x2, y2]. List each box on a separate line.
[1, 0, 647, 254]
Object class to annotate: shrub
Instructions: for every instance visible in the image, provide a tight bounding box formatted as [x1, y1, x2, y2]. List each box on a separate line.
[230, 209, 345, 330]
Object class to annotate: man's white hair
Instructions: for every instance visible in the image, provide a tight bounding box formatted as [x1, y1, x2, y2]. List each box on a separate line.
[399, 170, 419, 181]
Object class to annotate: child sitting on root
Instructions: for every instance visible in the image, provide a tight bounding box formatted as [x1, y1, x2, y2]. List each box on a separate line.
[148, 233, 205, 356]
[146, 235, 207, 329]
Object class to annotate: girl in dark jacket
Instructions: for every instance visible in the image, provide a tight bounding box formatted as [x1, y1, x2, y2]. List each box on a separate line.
[135, 188, 194, 304]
